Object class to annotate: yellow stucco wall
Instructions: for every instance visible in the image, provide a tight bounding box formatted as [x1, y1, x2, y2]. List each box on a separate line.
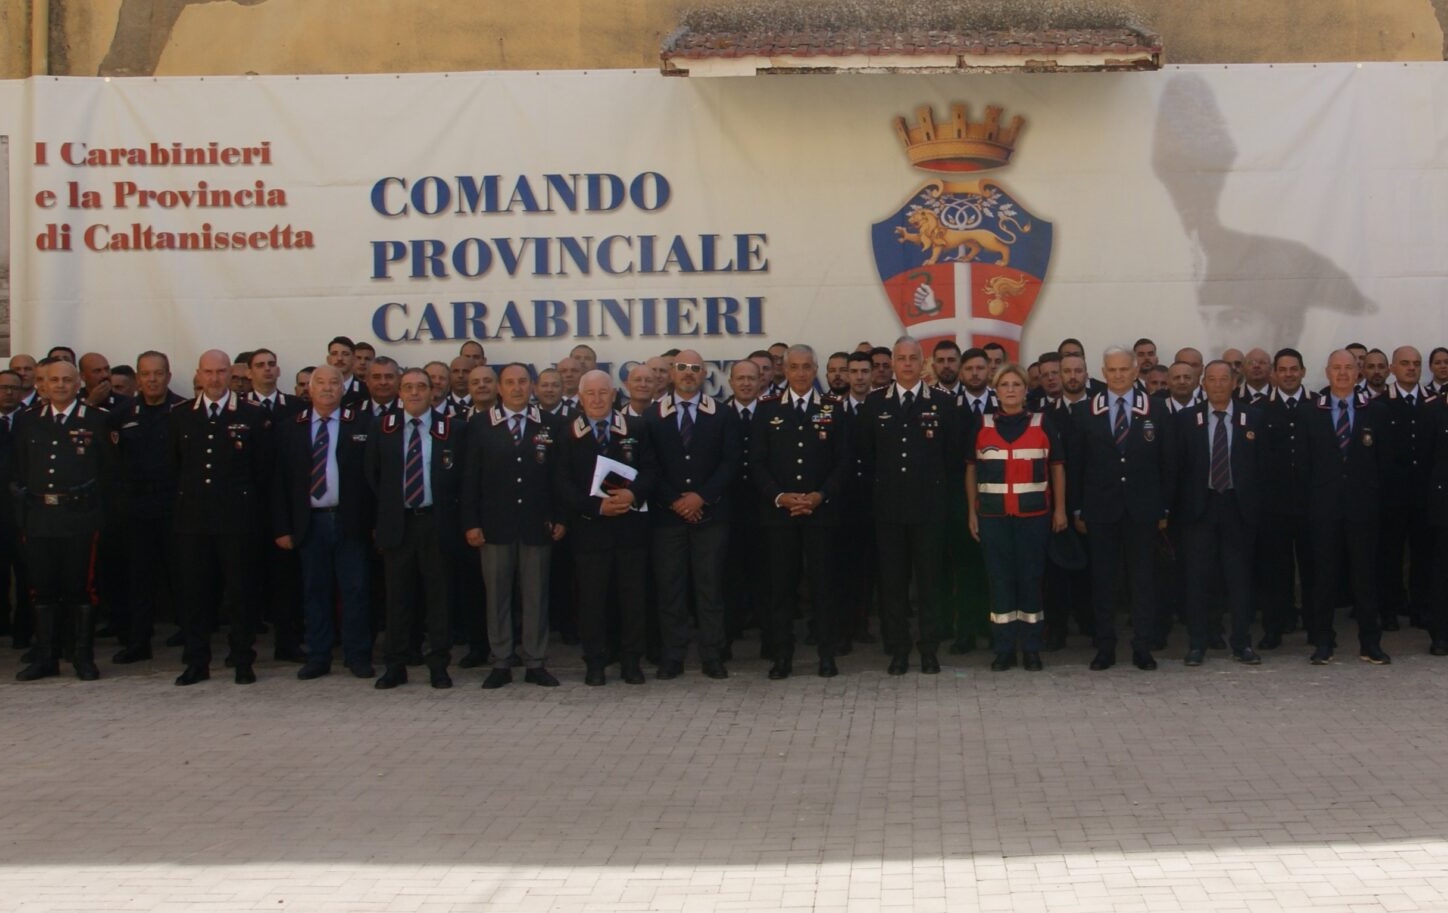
[1, 0, 1444, 79]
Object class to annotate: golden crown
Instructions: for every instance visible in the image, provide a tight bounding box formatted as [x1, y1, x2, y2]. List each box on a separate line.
[893, 104, 1025, 173]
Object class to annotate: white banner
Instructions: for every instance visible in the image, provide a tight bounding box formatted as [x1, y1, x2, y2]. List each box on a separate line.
[3, 65, 1446, 386]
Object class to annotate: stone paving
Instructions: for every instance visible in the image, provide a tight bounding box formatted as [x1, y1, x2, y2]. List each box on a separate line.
[3, 626, 1448, 912]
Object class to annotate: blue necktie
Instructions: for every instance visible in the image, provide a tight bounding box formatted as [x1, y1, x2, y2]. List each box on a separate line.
[403, 418, 424, 508]
[310, 417, 330, 499]
[679, 401, 694, 449]
[1113, 399, 1129, 453]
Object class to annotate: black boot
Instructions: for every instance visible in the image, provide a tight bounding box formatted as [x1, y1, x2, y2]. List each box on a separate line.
[73, 605, 100, 681]
[16, 604, 60, 681]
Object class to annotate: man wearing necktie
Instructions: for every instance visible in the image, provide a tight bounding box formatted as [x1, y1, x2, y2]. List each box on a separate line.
[556, 370, 656, 685]
[1173, 361, 1266, 666]
[1257, 348, 1315, 650]
[1420, 382, 1448, 656]
[366, 368, 462, 689]
[723, 358, 769, 661]
[272, 365, 376, 681]
[1376, 346, 1429, 633]
[171, 350, 273, 686]
[462, 364, 567, 689]
[12, 359, 116, 682]
[1303, 350, 1392, 665]
[0, 369, 30, 652]
[1067, 346, 1176, 671]
[645, 350, 741, 680]
[941, 346, 995, 656]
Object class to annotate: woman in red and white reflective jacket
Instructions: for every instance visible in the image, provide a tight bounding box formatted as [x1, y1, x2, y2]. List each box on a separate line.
[966, 363, 1069, 672]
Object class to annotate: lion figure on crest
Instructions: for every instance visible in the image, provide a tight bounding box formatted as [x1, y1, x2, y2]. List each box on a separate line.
[894, 208, 1028, 268]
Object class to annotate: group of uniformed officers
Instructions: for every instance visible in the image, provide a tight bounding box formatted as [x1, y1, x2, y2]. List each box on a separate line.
[2, 332, 1446, 690]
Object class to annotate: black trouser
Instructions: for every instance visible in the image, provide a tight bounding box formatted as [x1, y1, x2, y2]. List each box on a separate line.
[723, 518, 769, 644]
[575, 542, 648, 665]
[1378, 503, 1432, 622]
[834, 515, 877, 646]
[0, 516, 31, 645]
[1309, 513, 1381, 652]
[1044, 560, 1091, 642]
[381, 510, 452, 670]
[96, 519, 129, 638]
[549, 537, 578, 640]
[1429, 524, 1448, 643]
[1261, 512, 1312, 638]
[1181, 492, 1255, 652]
[262, 539, 304, 653]
[177, 531, 258, 669]
[766, 523, 836, 661]
[122, 512, 174, 649]
[875, 521, 942, 656]
[445, 535, 486, 653]
[1086, 517, 1158, 656]
[653, 521, 729, 664]
[1152, 523, 1185, 643]
[24, 529, 99, 665]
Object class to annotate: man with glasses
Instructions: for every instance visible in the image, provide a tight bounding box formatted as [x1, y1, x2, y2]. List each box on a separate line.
[645, 350, 742, 680]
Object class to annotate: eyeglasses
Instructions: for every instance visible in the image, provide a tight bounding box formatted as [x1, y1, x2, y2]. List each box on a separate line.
[674, 363, 704, 374]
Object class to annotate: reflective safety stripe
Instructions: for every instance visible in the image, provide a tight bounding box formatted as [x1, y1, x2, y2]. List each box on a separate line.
[1013, 481, 1049, 493]
[978, 482, 1047, 494]
[990, 610, 1045, 625]
[1009, 448, 1049, 460]
[977, 483, 1009, 493]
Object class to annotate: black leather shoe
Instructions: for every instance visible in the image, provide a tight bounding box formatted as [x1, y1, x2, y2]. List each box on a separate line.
[1184, 648, 1205, 667]
[767, 660, 791, 680]
[1430, 640, 1448, 657]
[374, 666, 407, 689]
[174, 664, 210, 686]
[234, 664, 256, 685]
[297, 661, 331, 680]
[348, 662, 376, 679]
[430, 669, 453, 689]
[481, 668, 513, 689]
[16, 661, 59, 681]
[701, 660, 728, 680]
[1309, 646, 1333, 665]
[1359, 647, 1392, 665]
[1234, 647, 1262, 665]
[1089, 651, 1114, 671]
[990, 653, 1015, 671]
[886, 653, 908, 675]
[112, 644, 152, 664]
[919, 651, 941, 674]
[585, 663, 606, 686]
[947, 636, 975, 655]
[655, 660, 683, 680]
[620, 660, 646, 684]
[1257, 634, 1282, 651]
[458, 650, 488, 669]
[818, 657, 838, 678]
[525, 667, 560, 687]
[19, 645, 37, 664]
[1022, 652, 1043, 672]
[1132, 651, 1158, 671]
[273, 645, 307, 664]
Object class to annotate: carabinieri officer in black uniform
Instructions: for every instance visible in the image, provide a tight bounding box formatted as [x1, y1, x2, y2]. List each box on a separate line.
[13, 357, 116, 681]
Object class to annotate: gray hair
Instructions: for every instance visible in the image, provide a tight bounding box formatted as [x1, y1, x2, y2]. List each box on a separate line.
[785, 344, 817, 365]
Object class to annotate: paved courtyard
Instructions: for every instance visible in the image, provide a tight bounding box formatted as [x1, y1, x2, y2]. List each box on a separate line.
[3, 627, 1448, 913]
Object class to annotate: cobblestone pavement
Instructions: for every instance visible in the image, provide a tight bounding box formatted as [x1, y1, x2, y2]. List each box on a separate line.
[3, 626, 1448, 913]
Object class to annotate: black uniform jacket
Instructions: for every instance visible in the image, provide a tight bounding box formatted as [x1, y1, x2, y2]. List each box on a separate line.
[365, 409, 463, 551]
[554, 411, 656, 551]
[461, 404, 565, 546]
[171, 394, 273, 536]
[271, 406, 375, 545]
[749, 390, 851, 527]
[1067, 390, 1176, 524]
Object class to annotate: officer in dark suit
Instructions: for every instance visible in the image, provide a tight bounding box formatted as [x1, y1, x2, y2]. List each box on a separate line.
[750, 345, 851, 679]
[109, 351, 186, 663]
[1303, 349, 1392, 665]
[325, 336, 370, 409]
[857, 336, 963, 675]
[172, 350, 273, 686]
[13, 358, 116, 681]
[555, 370, 657, 685]
[1377, 346, 1430, 631]
[1421, 386, 1448, 655]
[366, 367, 462, 689]
[722, 358, 769, 658]
[0, 370, 30, 651]
[77, 351, 132, 646]
[645, 349, 742, 680]
[362, 357, 403, 419]
[1068, 346, 1176, 671]
[462, 363, 567, 689]
[1173, 361, 1266, 666]
[273, 365, 376, 680]
[1257, 349, 1314, 649]
[940, 345, 993, 654]
[835, 351, 879, 649]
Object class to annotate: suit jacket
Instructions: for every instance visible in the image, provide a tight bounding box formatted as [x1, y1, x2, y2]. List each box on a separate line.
[365, 409, 463, 551]
[749, 391, 851, 527]
[724, 396, 763, 526]
[111, 391, 187, 519]
[644, 392, 741, 527]
[554, 411, 656, 551]
[1259, 388, 1313, 517]
[246, 390, 306, 421]
[857, 384, 964, 526]
[461, 404, 565, 545]
[12, 402, 116, 537]
[272, 406, 375, 544]
[1172, 401, 1266, 527]
[1377, 384, 1427, 509]
[1420, 393, 1448, 528]
[1067, 390, 1176, 524]
[171, 394, 274, 535]
[1303, 391, 1391, 520]
[340, 376, 370, 409]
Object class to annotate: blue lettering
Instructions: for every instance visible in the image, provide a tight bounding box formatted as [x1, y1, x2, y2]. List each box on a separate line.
[455, 175, 501, 214]
[586, 174, 626, 212]
[410, 177, 451, 216]
[508, 177, 541, 213]
[662, 237, 697, 273]
[597, 235, 633, 274]
[599, 298, 632, 337]
[629, 172, 670, 211]
[534, 300, 569, 338]
[738, 234, 769, 272]
[496, 302, 530, 338]
[640, 298, 659, 337]
[545, 174, 579, 212]
[372, 301, 409, 342]
[370, 240, 407, 279]
[451, 238, 493, 278]
[370, 178, 406, 217]
[558, 236, 591, 276]
[665, 297, 700, 336]
[452, 301, 489, 339]
[411, 239, 448, 278]
[574, 300, 593, 338]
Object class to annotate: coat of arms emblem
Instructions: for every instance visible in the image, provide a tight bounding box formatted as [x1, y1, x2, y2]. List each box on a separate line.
[871, 104, 1054, 361]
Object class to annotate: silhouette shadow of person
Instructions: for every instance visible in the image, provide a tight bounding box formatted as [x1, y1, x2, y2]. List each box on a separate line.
[1152, 73, 1375, 353]
[99, 0, 269, 77]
